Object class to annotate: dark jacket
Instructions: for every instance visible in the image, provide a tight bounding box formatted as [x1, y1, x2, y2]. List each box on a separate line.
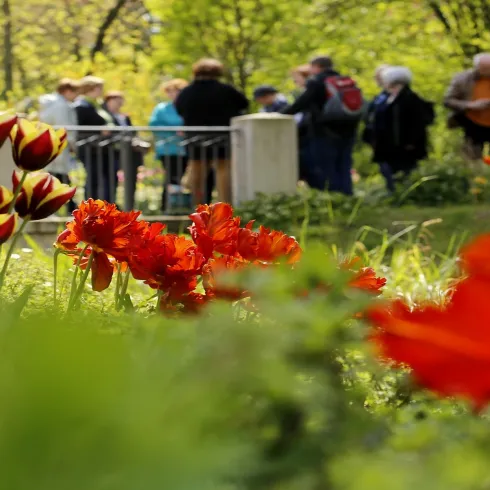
[362, 91, 389, 146]
[175, 79, 249, 126]
[74, 98, 109, 128]
[373, 86, 432, 166]
[282, 69, 358, 137]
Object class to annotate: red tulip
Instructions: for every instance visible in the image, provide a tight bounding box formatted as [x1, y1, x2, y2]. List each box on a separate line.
[203, 255, 249, 300]
[0, 186, 13, 213]
[189, 202, 240, 258]
[483, 156, 490, 166]
[56, 199, 143, 291]
[129, 233, 205, 298]
[9, 119, 67, 171]
[237, 225, 302, 265]
[13, 171, 76, 220]
[367, 277, 490, 412]
[0, 214, 17, 244]
[0, 114, 17, 148]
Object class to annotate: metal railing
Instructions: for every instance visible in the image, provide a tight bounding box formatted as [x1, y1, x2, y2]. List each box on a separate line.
[56, 125, 234, 213]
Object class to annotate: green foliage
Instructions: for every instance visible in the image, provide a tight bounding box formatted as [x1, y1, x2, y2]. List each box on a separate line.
[2, 240, 490, 489]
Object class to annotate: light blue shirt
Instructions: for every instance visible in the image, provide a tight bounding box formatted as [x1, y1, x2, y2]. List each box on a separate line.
[149, 102, 186, 157]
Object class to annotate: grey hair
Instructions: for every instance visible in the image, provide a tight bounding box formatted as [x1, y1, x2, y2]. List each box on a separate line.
[382, 66, 413, 87]
[474, 53, 490, 66]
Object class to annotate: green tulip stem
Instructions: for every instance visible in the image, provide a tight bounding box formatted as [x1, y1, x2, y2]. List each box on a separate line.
[0, 218, 29, 291]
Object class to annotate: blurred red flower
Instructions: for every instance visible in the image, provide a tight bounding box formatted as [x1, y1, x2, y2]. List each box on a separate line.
[189, 202, 240, 258]
[13, 171, 76, 220]
[483, 156, 490, 166]
[0, 214, 17, 244]
[56, 199, 142, 291]
[368, 275, 490, 411]
[129, 233, 205, 298]
[349, 267, 387, 294]
[203, 255, 249, 300]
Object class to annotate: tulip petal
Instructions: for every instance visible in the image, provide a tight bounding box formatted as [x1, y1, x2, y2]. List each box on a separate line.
[0, 114, 17, 147]
[92, 252, 114, 292]
[0, 185, 13, 213]
[31, 185, 76, 220]
[0, 214, 17, 245]
[16, 130, 55, 171]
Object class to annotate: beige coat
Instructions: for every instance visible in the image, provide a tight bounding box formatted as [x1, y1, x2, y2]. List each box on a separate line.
[444, 69, 478, 127]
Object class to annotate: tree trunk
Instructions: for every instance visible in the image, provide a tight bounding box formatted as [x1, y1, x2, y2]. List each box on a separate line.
[2, 0, 14, 100]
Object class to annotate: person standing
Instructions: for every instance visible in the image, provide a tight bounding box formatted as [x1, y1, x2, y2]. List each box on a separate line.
[445, 53, 490, 161]
[373, 67, 434, 192]
[253, 85, 289, 113]
[175, 58, 249, 205]
[39, 78, 80, 212]
[149, 79, 189, 211]
[74, 76, 115, 202]
[103, 91, 142, 210]
[282, 56, 362, 195]
[362, 65, 390, 147]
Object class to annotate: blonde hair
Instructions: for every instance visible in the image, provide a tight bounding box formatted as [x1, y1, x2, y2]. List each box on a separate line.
[161, 78, 189, 94]
[56, 78, 80, 94]
[79, 76, 105, 95]
[291, 64, 311, 78]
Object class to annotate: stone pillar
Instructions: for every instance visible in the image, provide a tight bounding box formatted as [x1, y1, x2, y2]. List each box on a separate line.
[230, 114, 298, 206]
[0, 140, 15, 188]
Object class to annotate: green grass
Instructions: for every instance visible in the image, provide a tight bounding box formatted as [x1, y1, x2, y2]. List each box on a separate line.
[302, 204, 490, 254]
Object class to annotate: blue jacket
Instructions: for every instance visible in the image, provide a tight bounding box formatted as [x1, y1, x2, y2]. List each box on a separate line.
[149, 102, 185, 157]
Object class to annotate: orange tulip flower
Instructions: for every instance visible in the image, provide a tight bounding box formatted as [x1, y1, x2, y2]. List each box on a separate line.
[342, 258, 387, 294]
[237, 225, 302, 265]
[0, 113, 17, 148]
[9, 119, 68, 171]
[203, 255, 249, 300]
[0, 186, 13, 213]
[56, 199, 142, 291]
[0, 214, 17, 245]
[129, 233, 205, 297]
[13, 171, 76, 221]
[483, 156, 490, 166]
[189, 202, 240, 258]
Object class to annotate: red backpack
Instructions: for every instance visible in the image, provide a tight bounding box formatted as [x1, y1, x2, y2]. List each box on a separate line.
[322, 76, 365, 122]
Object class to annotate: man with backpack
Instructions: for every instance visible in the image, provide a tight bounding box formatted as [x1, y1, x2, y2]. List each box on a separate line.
[282, 56, 364, 195]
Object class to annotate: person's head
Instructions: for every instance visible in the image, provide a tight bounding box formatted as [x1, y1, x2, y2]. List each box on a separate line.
[161, 78, 189, 102]
[104, 91, 125, 113]
[253, 85, 279, 107]
[374, 64, 390, 88]
[382, 66, 412, 95]
[291, 65, 310, 88]
[474, 53, 490, 77]
[79, 76, 105, 98]
[56, 78, 80, 102]
[192, 58, 224, 79]
[310, 56, 333, 75]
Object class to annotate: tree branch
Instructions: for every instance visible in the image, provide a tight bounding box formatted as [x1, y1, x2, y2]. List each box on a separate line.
[90, 0, 128, 61]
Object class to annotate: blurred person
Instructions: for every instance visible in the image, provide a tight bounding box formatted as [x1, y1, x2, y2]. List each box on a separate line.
[445, 53, 490, 160]
[282, 56, 363, 195]
[74, 76, 116, 202]
[362, 64, 390, 147]
[373, 67, 434, 192]
[175, 58, 249, 205]
[104, 91, 143, 210]
[253, 85, 288, 113]
[291, 65, 311, 92]
[39, 78, 80, 213]
[149, 79, 190, 211]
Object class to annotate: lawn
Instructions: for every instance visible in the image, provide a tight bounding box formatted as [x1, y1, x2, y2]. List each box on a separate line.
[302, 204, 490, 254]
